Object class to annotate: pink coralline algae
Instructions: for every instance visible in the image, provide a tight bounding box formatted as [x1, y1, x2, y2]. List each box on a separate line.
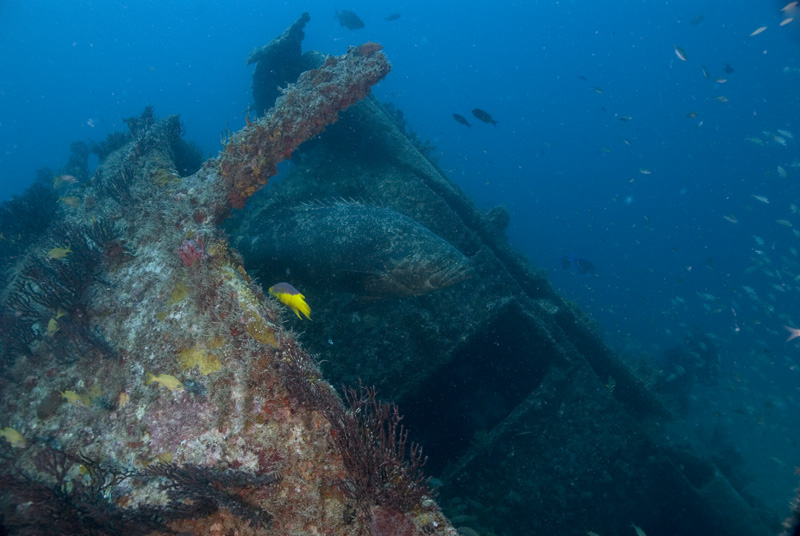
[178, 237, 205, 266]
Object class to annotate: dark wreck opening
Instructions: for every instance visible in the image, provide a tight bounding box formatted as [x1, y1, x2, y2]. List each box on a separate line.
[399, 303, 551, 476]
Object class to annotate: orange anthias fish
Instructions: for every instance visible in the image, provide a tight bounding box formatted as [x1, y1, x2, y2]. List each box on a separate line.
[146, 372, 184, 391]
[269, 282, 311, 320]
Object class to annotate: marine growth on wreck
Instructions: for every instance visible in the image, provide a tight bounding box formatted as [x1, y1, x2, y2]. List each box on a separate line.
[0, 26, 458, 536]
[1, 10, 798, 536]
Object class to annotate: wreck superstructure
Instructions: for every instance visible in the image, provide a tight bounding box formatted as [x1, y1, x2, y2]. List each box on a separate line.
[0, 13, 789, 536]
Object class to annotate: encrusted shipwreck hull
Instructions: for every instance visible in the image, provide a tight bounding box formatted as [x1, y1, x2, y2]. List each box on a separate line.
[0, 44, 455, 535]
[0, 14, 784, 536]
[228, 95, 780, 535]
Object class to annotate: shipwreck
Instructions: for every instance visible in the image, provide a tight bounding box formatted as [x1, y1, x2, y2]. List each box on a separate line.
[0, 14, 793, 536]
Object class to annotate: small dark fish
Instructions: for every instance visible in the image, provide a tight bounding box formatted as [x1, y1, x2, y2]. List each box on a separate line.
[576, 74, 587, 81]
[336, 9, 365, 30]
[452, 113, 472, 128]
[472, 108, 497, 125]
[573, 258, 595, 276]
[561, 255, 595, 276]
[236, 201, 472, 298]
[690, 14, 705, 26]
[385, 13, 401, 21]
[724, 63, 734, 74]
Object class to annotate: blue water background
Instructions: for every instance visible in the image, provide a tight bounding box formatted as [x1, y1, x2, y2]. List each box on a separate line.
[2, 0, 799, 519]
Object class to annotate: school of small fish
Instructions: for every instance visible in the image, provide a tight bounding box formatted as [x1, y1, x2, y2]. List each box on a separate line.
[560, 4, 800, 519]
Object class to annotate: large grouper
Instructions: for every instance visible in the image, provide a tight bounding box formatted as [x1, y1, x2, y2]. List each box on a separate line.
[234, 201, 473, 298]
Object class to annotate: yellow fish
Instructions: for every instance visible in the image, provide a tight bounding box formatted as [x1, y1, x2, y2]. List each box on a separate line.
[47, 317, 59, 337]
[47, 245, 73, 259]
[0, 427, 26, 448]
[146, 372, 185, 391]
[269, 282, 311, 320]
[58, 196, 81, 208]
[61, 390, 91, 406]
